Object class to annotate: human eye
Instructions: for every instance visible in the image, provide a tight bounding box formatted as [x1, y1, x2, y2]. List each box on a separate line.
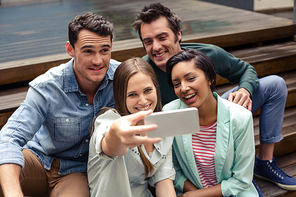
[127, 92, 136, 97]
[173, 82, 180, 88]
[101, 48, 110, 53]
[188, 76, 196, 81]
[83, 49, 93, 54]
[159, 35, 167, 40]
[143, 39, 152, 46]
[144, 88, 152, 93]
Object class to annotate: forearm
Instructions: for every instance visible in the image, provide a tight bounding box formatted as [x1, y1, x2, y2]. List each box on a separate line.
[181, 184, 222, 197]
[101, 131, 128, 157]
[183, 179, 198, 192]
[155, 179, 176, 197]
[239, 66, 258, 97]
[0, 164, 23, 197]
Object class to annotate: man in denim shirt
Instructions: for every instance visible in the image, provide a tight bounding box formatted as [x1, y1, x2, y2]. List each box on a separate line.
[0, 12, 120, 196]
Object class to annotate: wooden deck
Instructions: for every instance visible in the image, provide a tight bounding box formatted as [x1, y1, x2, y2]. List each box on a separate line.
[1, 1, 296, 196]
[0, 0, 294, 63]
[0, 0, 295, 86]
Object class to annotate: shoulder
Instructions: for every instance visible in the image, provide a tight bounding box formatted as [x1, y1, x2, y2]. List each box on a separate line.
[180, 43, 229, 61]
[159, 136, 174, 149]
[94, 109, 121, 123]
[142, 54, 150, 61]
[180, 43, 223, 52]
[219, 96, 252, 122]
[163, 99, 187, 111]
[107, 59, 121, 79]
[109, 59, 121, 69]
[93, 109, 121, 135]
[29, 59, 72, 88]
[142, 55, 157, 68]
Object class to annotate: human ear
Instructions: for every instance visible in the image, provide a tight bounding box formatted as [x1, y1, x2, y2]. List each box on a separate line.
[209, 79, 214, 86]
[177, 30, 182, 42]
[66, 41, 74, 57]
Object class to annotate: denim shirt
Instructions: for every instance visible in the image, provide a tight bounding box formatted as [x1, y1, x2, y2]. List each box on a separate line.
[0, 58, 120, 175]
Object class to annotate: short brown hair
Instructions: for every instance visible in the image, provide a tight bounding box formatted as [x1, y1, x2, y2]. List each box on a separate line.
[68, 12, 114, 48]
[133, 3, 181, 42]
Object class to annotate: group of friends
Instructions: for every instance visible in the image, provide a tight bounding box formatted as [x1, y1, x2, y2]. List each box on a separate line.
[0, 3, 296, 197]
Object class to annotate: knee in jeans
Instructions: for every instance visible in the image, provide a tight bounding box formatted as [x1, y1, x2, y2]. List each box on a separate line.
[269, 75, 287, 98]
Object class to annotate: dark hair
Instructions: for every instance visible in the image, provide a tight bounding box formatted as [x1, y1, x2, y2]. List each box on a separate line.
[68, 12, 114, 48]
[113, 57, 162, 179]
[133, 3, 181, 42]
[166, 49, 216, 92]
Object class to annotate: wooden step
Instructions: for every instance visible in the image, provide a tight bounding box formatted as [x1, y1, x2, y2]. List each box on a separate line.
[254, 106, 296, 157]
[231, 41, 296, 78]
[216, 40, 296, 86]
[254, 152, 296, 197]
[0, 86, 28, 129]
[216, 70, 296, 157]
[2, 39, 295, 88]
[253, 71, 296, 156]
[1, 67, 295, 130]
[216, 70, 296, 108]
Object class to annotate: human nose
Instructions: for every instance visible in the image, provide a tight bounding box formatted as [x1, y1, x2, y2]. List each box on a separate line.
[152, 40, 161, 51]
[92, 53, 102, 65]
[180, 82, 189, 93]
[138, 94, 147, 105]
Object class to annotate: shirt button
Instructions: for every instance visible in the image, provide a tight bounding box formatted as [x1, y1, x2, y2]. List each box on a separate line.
[66, 119, 69, 122]
[80, 154, 82, 157]
[85, 104, 89, 106]
[85, 139, 89, 143]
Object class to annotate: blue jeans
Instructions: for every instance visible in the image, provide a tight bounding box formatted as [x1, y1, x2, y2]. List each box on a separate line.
[221, 75, 287, 144]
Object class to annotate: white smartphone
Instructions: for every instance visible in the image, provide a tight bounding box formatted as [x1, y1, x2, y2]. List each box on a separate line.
[144, 108, 199, 138]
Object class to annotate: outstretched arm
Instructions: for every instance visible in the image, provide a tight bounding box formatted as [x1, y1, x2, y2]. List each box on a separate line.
[101, 110, 162, 157]
[0, 164, 23, 197]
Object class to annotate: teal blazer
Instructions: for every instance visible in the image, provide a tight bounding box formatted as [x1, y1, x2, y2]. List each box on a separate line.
[163, 93, 258, 196]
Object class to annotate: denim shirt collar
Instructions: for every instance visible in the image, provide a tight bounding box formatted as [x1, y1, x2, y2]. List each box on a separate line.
[63, 58, 114, 93]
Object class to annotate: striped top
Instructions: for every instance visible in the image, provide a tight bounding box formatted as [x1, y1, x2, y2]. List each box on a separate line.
[192, 121, 218, 188]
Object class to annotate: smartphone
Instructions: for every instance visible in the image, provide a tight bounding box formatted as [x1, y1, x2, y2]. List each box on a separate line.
[144, 108, 199, 138]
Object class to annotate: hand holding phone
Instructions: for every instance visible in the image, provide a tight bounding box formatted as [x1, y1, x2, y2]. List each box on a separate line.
[144, 108, 199, 138]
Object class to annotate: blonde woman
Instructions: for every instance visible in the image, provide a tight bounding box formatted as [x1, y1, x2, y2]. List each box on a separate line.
[88, 57, 176, 197]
